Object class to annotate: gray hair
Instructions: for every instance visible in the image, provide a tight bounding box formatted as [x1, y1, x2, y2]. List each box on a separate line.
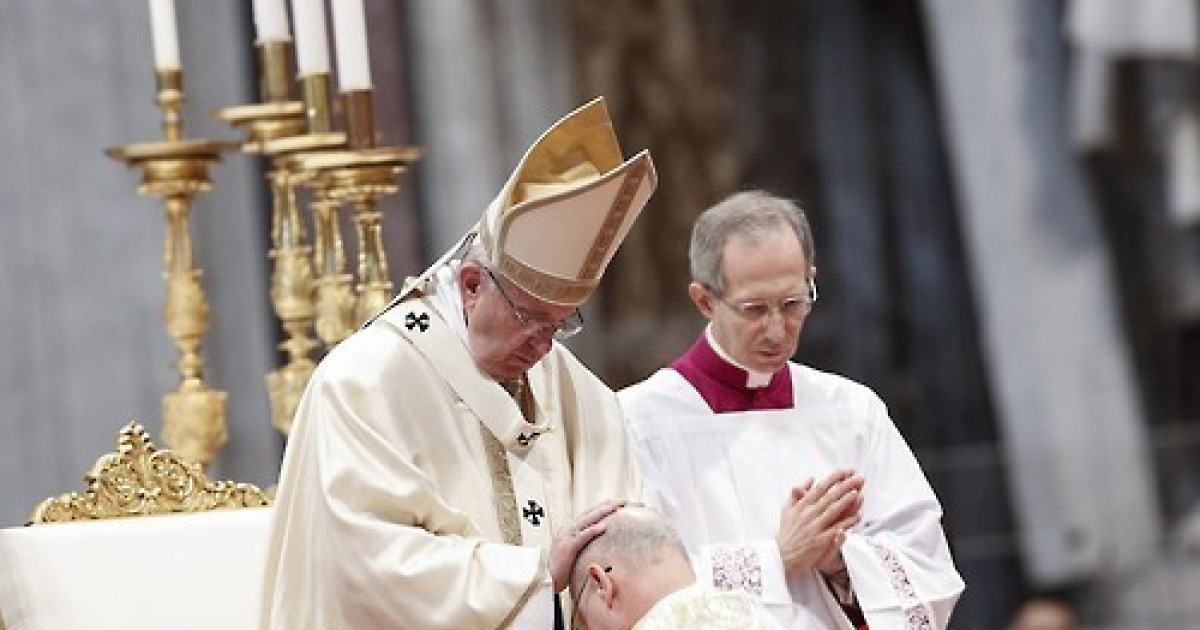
[689, 190, 815, 296]
[569, 507, 689, 596]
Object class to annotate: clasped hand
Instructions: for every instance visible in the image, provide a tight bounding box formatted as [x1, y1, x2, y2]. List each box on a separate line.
[776, 469, 864, 578]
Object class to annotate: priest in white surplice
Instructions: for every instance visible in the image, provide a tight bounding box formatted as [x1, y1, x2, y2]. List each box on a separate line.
[619, 191, 964, 630]
[261, 98, 657, 630]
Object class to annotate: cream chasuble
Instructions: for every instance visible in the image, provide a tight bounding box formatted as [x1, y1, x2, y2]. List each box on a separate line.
[633, 584, 787, 630]
[620, 364, 963, 630]
[262, 282, 639, 630]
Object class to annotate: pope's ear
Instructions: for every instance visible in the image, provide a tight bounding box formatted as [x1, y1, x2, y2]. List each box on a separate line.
[689, 282, 715, 319]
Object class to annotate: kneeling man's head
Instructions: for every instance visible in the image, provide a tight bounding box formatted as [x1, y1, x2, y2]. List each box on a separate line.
[569, 506, 695, 630]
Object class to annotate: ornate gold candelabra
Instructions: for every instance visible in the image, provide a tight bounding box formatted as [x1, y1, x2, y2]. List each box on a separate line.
[107, 69, 237, 469]
[303, 175, 358, 346]
[269, 70, 358, 357]
[298, 146, 422, 323]
[293, 87, 421, 330]
[217, 45, 344, 435]
[217, 50, 420, 436]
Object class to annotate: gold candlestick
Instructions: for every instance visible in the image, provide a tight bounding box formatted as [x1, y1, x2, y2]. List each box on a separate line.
[296, 145, 422, 326]
[217, 101, 317, 435]
[342, 89, 376, 150]
[257, 40, 294, 104]
[279, 69, 357, 351]
[300, 72, 334, 134]
[155, 69, 184, 142]
[107, 68, 237, 469]
[293, 88, 421, 329]
[216, 40, 347, 434]
[350, 197, 391, 323]
[264, 137, 353, 355]
[263, 166, 320, 435]
[306, 182, 358, 346]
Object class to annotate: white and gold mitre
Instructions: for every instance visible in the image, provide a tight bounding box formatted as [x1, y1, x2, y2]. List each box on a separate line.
[476, 97, 657, 307]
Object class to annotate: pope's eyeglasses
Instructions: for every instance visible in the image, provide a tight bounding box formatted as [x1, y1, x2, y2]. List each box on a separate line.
[484, 266, 584, 341]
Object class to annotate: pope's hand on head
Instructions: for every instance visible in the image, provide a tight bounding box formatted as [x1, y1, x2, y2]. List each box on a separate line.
[548, 498, 628, 592]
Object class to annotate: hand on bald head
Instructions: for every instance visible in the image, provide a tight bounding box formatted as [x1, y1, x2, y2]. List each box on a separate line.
[569, 506, 695, 630]
[570, 506, 684, 587]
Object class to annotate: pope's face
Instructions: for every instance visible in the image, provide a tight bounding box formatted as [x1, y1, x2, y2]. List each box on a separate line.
[460, 263, 573, 381]
[691, 228, 814, 375]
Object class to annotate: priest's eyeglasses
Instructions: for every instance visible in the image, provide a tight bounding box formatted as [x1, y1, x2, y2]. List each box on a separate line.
[710, 278, 818, 323]
[484, 267, 585, 341]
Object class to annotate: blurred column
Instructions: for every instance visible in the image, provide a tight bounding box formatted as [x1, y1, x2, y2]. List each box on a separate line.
[922, 0, 1160, 585]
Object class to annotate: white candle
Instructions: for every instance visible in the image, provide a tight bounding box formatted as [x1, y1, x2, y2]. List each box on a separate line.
[253, 0, 291, 42]
[331, 0, 371, 90]
[290, 0, 331, 75]
[148, 0, 181, 70]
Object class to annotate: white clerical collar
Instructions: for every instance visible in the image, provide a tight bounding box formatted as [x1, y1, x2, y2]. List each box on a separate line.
[428, 263, 469, 342]
[704, 325, 774, 389]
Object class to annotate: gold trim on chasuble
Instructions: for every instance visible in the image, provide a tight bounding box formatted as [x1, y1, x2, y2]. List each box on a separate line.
[492, 373, 548, 630]
[481, 425, 522, 546]
[484, 374, 537, 546]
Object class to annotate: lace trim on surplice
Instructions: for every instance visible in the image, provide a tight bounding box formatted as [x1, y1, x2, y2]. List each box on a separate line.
[869, 541, 933, 630]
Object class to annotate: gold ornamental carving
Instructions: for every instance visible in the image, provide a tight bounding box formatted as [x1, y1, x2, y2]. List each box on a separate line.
[29, 422, 270, 525]
[108, 68, 236, 468]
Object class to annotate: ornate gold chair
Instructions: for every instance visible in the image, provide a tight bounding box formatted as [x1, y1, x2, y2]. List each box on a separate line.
[0, 423, 272, 630]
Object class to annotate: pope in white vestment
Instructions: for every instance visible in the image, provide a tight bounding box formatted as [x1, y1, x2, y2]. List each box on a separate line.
[619, 191, 964, 630]
[261, 98, 657, 630]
